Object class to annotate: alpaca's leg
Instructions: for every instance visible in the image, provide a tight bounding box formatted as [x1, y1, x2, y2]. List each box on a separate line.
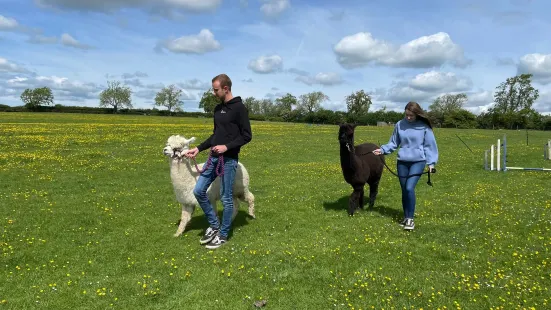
[231, 197, 240, 222]
[348, 188, 360, 216]
[243, 191, 255, 218]
[359, 186, 365, 209]
[174, 204, 195, 237]
[368, 180, 380, 209]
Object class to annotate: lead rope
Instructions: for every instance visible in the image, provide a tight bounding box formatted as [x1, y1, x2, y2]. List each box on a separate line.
[191, 150, 225, 176]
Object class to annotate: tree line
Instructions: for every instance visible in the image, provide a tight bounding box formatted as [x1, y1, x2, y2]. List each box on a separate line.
[7, 73, 551, 130]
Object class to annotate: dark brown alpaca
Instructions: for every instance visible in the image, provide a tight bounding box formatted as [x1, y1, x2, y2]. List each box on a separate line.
[338, 123, 384, 216]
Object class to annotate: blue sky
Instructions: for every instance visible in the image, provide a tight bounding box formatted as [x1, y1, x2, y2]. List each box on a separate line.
[1, 0, 550, 114]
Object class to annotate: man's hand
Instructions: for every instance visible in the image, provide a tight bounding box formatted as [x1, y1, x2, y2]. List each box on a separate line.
[372, 149, 383, 155]
[183, 147, 199, 158]
[211, 145, 228, 154]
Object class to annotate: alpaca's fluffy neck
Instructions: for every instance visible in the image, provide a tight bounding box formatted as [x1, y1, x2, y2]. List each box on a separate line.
[340, 142, 357, 173]
[169, 158, 199, 191]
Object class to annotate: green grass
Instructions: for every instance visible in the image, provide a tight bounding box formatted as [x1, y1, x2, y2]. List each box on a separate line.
[1, 112, 550, 309]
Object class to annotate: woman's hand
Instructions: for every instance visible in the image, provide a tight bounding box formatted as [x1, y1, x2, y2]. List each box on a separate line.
[372, 149, 383, 155]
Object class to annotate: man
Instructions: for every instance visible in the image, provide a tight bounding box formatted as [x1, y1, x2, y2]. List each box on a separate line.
[183, 74, 252, 249]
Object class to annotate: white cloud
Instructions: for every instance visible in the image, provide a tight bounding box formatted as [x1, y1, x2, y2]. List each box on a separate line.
[517, 53, 551, 84]
[26, 33, 93, 49]
[464, 90, 494, 107]
[248, 55, 283, 74]
[334, 32, 471, 69]
[260, 0, 290, 19]
[0, 14, 40, 34]
[60, 33, 93, 50]
[0, 15, 18, 30]
[409, 71, 472, 92]
[265, 91, 287, 100]
[145, 83, 164, 90]
[533, 91, 551, 114]
[3, 75, 101, 101]
[177, 78, 210, 90]
[122, 71, 148, 79]
[322, 100, 347, 112]
[333, 32, 393, 68]
[0, 57, 29, 73]
[463, 90, 495, 114]
[123, 78, 144, 87]
[121, 78, 207, 101]
[156, 29, 221, 54]
[295, 72, 343, 86]
[35, 0, 222, 14]
[379, 83, 433, 103]
[378, 70, 474, 103]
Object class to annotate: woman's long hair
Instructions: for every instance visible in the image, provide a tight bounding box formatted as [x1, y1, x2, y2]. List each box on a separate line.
[405, 101, 433, 129]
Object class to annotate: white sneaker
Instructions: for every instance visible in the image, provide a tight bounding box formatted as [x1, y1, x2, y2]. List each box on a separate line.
[403, 219, 415, 230]
[205, 234, 227, 249]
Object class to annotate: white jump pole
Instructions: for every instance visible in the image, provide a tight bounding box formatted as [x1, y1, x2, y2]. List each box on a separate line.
[506, 167, 551, 171]
[491, 144, 495, 171]
[497, 138, 501, 171]
[548, 140, 551, 160]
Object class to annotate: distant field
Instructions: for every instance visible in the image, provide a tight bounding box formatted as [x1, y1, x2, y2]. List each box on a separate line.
[1, 112, 550, 309]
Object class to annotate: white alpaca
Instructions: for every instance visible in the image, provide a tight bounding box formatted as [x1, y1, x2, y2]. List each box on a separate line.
[162, 135, 256, 237]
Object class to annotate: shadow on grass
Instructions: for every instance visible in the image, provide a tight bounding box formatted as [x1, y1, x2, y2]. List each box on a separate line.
[175, 209, 254, 239]
[323, 195, 403, 222]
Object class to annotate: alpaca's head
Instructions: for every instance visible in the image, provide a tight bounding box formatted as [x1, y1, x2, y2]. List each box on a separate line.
[338, 123, 357, 146]
[163, 135, 196, 158]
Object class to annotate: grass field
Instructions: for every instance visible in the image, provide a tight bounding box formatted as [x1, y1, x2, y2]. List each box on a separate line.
[1, 112, 550, 310]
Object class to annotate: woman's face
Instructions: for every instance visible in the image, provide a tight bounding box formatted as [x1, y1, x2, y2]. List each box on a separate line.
[405, 109, 417, 122]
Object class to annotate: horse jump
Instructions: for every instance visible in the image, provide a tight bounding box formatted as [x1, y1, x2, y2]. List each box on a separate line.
[485, 135, 551, 172]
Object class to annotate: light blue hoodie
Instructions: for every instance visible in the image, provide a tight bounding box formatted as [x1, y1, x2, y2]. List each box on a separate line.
[380, 119, 439, 166]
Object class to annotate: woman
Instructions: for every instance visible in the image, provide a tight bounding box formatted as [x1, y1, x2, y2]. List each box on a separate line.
[372, 101, 438, 230]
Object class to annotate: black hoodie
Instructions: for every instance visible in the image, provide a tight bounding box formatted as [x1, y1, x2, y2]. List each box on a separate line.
[197, 96, 252, 160]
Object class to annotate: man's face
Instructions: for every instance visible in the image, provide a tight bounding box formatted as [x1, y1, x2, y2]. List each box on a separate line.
[212, 81, 226, 101]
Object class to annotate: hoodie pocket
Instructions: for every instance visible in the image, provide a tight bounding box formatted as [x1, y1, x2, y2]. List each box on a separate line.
[398, 147, 425, 162]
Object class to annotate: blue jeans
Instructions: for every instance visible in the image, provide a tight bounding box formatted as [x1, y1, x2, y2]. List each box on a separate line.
[397, 160, 426, 219]
[193, 155, 238, 238]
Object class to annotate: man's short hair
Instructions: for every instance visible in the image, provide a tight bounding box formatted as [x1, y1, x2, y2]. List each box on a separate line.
[212, 74, 232, 91]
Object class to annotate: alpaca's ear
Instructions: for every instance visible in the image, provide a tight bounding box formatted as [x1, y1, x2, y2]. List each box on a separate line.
[189, 137, 196, 144]
[352, 123, 358, 128]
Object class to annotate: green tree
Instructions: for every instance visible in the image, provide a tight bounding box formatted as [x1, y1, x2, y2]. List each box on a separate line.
[243, 96, 259, 114]
[492, 74, 539, 114]
[299, 91, 329, 114]
[428, 93, 468, 127]
[274, 93, 297, 120]
[20, 87, 54, 109]
[258, 99, 274, 116]
[489, 73, 539, 129]
[199, 88, 219, 114]
[345, 89, 372, 116]
[154, 84, 184, 115]
[442, 109, 477, 129]
[99, 81, 132, 113]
